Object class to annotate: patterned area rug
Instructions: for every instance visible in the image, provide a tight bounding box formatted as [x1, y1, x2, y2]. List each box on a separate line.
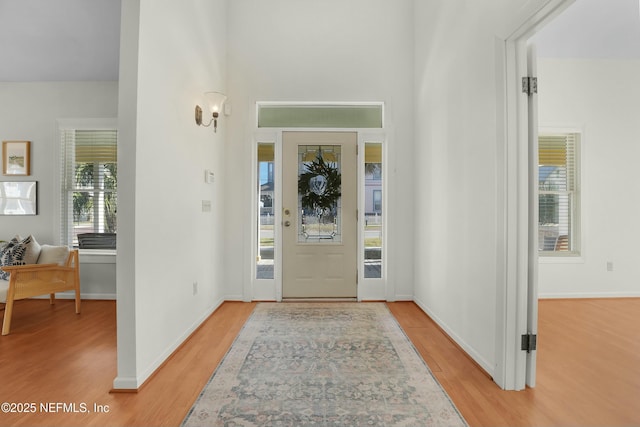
[182, 303, 467, 426]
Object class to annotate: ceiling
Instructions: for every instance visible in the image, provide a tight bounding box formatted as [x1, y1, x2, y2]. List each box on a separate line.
[0, 0, 121, 81]
[532, 0, 640, 59]
[0, 0, 638, 82]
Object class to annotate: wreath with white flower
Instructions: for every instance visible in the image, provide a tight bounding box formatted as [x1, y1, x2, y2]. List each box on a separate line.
[298, 154, 341, 213]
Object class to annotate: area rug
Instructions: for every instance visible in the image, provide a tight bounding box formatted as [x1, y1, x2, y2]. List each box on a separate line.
[182, 303, 467, 426]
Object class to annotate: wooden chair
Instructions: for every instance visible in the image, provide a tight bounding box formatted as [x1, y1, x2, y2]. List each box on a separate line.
[0, 249, 80, 335]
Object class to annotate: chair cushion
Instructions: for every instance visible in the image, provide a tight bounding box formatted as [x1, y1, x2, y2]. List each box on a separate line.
[22, 235, 41, 264]
[0, 237, 27, 281]
[37, 245, 70, 266]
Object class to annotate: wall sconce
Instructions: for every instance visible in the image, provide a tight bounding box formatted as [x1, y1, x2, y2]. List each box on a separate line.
[195, 91, 227, 132]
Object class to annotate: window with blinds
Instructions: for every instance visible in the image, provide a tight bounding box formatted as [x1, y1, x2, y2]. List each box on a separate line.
[538, 132, 579, 255]
[60, 129, 117, 249]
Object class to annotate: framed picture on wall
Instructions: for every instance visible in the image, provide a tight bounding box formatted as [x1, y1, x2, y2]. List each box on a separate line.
[2, 141, 31, 176]
[0, 181, 38, 215]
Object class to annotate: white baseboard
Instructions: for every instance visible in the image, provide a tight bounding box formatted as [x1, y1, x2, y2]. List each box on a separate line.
[112, 376, 139, 390]
[412, 296, 495, 378]
[539, 291, 640, 299]
[113, 297, 226, 390]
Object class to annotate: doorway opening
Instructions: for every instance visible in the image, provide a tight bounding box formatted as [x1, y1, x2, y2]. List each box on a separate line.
[525, 0, 640, 388]
[252, 103, 386, 301]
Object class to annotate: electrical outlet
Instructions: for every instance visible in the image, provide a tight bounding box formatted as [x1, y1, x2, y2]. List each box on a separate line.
[606, 261, 614, 272]
[193, 281, 198, 295]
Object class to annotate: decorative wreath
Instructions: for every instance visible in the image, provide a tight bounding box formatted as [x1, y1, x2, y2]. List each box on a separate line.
[298, 154, 341, 212]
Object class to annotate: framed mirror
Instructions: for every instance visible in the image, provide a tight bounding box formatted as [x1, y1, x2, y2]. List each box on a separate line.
[0, 181, 37, 215]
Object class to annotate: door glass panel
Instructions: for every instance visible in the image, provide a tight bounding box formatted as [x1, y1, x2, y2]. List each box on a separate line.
[364, 142, 382, 278]
[297, 145, 342, 243]
[257, 143, 274, 279]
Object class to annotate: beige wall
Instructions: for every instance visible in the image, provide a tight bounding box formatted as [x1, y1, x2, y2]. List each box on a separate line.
[115, 0, 228, 389]
[0, 81, 118, 298]
[538, 58, 640, 298]
[225, 0, 416, 301]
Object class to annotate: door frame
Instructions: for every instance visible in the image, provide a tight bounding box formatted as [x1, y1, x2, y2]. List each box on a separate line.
[250, 125, 388, 302]
[498, 0, 575, 390]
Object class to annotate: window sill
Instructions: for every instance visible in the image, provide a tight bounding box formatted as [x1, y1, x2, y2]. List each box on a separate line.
[539, 254, 584, 264]
[78, 249, 116, 264]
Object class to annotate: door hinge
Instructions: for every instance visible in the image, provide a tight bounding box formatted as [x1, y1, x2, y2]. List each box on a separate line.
[521, 333, 537, 353]
[522, 77, 538, 96]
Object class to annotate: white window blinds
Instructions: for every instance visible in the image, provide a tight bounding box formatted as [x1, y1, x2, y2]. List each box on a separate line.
[60, 129, 118, 248]
[538, 133, 579, 254]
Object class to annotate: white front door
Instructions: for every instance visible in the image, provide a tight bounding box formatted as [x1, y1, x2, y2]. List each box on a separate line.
[282, 131, 357, 298]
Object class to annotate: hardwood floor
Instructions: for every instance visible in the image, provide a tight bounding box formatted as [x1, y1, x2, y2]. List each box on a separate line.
[0, 300, 255, 427]
[388, 299, 640, 426]
[0, 298, 638, 426]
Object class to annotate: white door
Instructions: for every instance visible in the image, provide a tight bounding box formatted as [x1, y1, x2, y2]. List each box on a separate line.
[282, 131, 357, 298]
[526, 43, 539, 387]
